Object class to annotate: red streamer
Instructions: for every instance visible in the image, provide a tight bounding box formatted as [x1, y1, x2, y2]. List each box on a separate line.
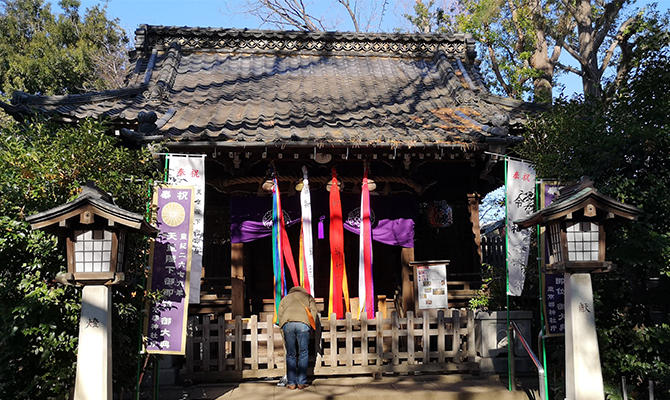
[329, 170, 345, 318]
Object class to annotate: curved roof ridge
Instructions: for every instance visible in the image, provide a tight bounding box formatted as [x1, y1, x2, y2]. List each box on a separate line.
[133, 25, 477, 61]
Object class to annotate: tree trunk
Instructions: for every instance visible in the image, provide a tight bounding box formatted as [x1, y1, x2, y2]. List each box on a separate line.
[576, 0, 603, 99]
[529, 0, 555, 103]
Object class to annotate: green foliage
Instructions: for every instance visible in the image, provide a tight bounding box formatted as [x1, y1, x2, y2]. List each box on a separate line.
[0, 118, 160, 399]
[0, 0, 129, 97]
[468, 263, 506, 310]
[520, 50, 670, 396]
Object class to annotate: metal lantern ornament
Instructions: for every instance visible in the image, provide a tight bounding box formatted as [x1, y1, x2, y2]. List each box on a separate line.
[26, 182, 156, 285]
[516, 177, 639, 273]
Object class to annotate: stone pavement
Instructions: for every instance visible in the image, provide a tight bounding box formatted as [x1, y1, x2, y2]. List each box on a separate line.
[160, 374, 532, 400]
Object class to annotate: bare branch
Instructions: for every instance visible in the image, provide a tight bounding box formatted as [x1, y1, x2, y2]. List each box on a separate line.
[562, 42, 587, 65]
[593, 0, 626, 50]
[556, 62, 584, 76]
[337, 0, 360, 32]
[549, 9, 575, 64]
[248, 0, 327, 31]
[486, 44, 514, 97]
[599, 15, 638, 76]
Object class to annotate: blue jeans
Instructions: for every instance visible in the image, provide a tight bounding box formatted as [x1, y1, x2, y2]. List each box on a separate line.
[282, 321, 311, 385]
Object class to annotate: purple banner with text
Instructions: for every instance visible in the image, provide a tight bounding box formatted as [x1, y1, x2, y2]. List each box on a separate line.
[541, 182, 565, 336]
[146, 185, 194, 354]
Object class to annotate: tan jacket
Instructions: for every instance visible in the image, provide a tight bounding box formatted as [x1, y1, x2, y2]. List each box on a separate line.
[278, 286, 319, 328]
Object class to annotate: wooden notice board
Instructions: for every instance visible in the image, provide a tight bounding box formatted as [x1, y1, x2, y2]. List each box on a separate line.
[411, 260, 450, 312]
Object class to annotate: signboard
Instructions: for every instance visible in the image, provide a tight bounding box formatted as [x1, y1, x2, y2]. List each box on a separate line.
[412, 261, 449, 310]
[544, 273, 565, 335]
[540, 182, 565, 336]
[167, 154, 205, 304]
[145, 185, 194, 354]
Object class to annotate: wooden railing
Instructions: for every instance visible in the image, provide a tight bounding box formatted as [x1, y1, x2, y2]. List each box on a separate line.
[182, 309, 477, 381]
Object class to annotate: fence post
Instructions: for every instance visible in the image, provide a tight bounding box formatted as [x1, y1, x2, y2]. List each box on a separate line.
[361, 313, 369, 367]
[314, 315, 323, 369]
[345, 313, 353, 367]
[234, 315, 243, 371]
[437, 310, 446, 363]
[266, 314, 275, 371]
[391, 312, 399, 365]
[250, 315, 258, 370]
[452, 309, 461, 362]
[407, 311, 415, 365]
[202, 315, 211, 372]
[375, 311, 384, 366]
[217, 316, 225, 372]
[330, 313, 338, 368]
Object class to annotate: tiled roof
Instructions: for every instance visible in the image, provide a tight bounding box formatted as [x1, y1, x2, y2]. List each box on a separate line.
[2, 26, 538, 150]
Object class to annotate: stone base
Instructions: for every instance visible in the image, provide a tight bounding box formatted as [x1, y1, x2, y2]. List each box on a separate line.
[74, 285, 112, 400]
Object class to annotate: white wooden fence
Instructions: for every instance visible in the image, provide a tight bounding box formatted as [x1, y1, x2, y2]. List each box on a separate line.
[182, 309, 477, 381]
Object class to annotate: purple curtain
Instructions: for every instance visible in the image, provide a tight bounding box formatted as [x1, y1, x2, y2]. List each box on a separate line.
[230, 193, 415, 247]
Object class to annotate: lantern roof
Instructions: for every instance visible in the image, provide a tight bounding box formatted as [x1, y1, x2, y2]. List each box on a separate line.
[26, 182, 157, 235]
[515, 177, 641, 228]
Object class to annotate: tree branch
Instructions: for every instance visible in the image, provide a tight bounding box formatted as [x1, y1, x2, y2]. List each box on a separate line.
[556, 62, 583, 76]
[593, 0, 626, 50]
[562, 42, 587, 65]
[337, 0, 360, 32]
[506, 0, 526, 53]
[486, 43, 514, 97]
[599, 15, 638, 76]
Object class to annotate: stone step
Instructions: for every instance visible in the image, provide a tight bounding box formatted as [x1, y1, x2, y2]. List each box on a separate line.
[159, 374, 534, 400]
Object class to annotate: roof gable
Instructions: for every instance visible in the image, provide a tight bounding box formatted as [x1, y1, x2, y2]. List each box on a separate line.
[3, 26, 540, 151]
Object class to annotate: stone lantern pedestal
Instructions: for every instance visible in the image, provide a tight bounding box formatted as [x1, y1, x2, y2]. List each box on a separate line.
[74, 286, 113, 400]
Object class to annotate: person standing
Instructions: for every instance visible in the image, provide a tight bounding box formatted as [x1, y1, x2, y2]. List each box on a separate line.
[278, 286, 318, 389]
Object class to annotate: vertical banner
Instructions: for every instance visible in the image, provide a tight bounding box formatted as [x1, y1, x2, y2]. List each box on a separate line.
[146, 185, 194, 354]
[541, 182, 565, 335]
[506, 158, 536, 296]
[299, 166, 315, 296]
[167, 155, 205, 304]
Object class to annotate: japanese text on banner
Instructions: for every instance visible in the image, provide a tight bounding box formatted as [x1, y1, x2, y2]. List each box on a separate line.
[146, 186, 194, 354]
[167, 155, 205, 304]
[506, 159, 536, 296]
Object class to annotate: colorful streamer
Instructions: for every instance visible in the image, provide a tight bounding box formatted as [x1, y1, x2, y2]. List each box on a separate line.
[272, 176, 300, 323]
[358, 168, 375, 319]
[299, 166, 314, 296]
[328, 169, 347, 319]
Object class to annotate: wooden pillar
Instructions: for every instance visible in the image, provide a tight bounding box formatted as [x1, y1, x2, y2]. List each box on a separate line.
[467, 193, 482, 266]
[231, 242, 245, 317]
[401, 247, 415, 317]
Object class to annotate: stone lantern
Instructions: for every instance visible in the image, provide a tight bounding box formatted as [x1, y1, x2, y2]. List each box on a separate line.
[516, 177, 640, 400]
[26, 182, 156, 400]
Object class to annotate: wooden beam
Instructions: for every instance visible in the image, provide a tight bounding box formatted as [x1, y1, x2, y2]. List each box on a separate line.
[467, 193, 482, 267]
[231, 242, 244, 317]
[401, 247, 415, 317]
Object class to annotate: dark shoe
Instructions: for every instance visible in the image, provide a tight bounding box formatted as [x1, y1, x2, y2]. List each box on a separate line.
[287, 384, 297, 390]
[297, 384, 309, 389]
